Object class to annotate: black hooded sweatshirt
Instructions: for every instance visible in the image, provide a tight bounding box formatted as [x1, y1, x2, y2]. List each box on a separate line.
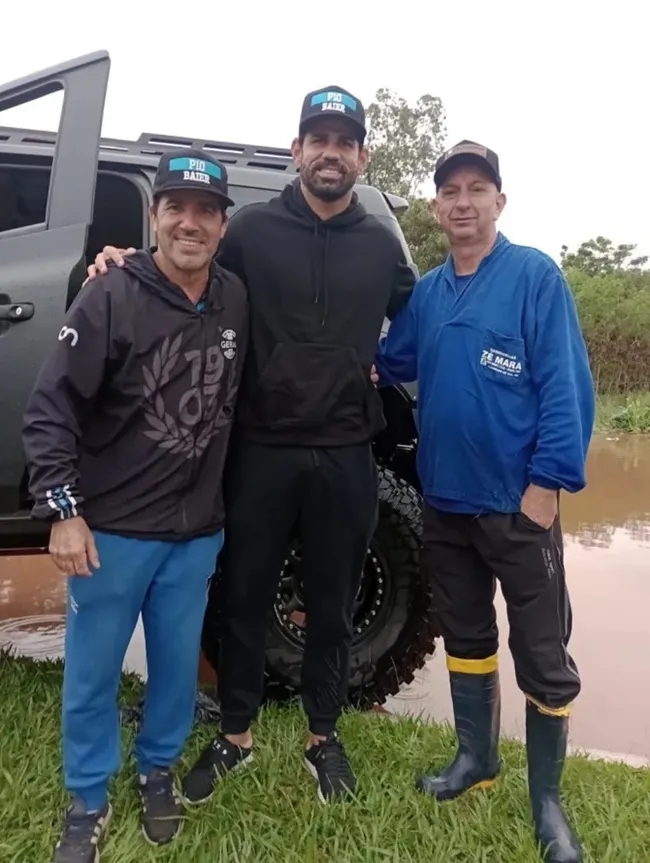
[216, 178, 417, 446]
[22, 251, 248, 540]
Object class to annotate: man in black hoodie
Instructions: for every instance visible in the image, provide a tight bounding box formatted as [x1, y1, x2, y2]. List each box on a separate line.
[88, 86, 417, 804]
[23, 151, 248, 862]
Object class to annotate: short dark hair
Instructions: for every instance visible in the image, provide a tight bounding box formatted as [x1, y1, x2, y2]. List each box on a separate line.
[151, 192, 227, 217]
[297, 126, 365, 148]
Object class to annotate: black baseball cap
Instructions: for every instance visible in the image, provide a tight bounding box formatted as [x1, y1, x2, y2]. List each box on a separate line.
[152, 148, 235, 208]
[434, 140, 502, 191]
[299, 85, 366, 141]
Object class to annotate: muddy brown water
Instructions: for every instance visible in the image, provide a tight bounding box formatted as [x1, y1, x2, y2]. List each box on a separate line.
[1, 434, 649, 759]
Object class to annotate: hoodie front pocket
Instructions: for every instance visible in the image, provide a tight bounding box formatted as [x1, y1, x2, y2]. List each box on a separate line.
[255, 342, 369, 429]
[479, 328, 527, 386]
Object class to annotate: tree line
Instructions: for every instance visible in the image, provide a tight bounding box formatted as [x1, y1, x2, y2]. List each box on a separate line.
[364, 89, 650, 395]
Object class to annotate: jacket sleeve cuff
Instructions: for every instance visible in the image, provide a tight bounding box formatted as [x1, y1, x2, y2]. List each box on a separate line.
[528, 473, 562, 492]
[32, 485, 83, 521]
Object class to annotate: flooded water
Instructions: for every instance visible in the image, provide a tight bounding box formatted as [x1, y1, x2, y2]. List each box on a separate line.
[1, 434, 649, 759]
[387, 434, 650, 761]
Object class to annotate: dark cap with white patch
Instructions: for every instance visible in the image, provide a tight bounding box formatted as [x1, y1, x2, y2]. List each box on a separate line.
[153, 148, 235, 208]
[299, 85, 367, 141]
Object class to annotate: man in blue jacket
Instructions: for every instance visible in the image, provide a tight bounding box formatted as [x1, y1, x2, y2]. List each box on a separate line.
[375, 140, 595, 863]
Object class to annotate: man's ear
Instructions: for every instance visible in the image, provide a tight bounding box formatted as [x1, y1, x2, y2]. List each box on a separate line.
[291, 137, 303, 170]
[495, 191, 507, 219]
[219, 212, 230, 240]
[357, 145, 369, 174]
[430, 197, 440, 222]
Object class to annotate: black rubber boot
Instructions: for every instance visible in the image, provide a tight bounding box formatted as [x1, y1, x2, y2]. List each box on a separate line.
[416, 658, 501, 800]
[526, 700, 582, 863]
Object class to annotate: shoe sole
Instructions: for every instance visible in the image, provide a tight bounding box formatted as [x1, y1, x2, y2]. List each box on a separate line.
[304, 758, 327, 805]
[469, 778, 498, 792]
[90, 803, 113, 863]
[416, 775, 499, 801]
[141, 817, 184, 847]
[303, 758, 358, 804]
[181, 752, 254, 806]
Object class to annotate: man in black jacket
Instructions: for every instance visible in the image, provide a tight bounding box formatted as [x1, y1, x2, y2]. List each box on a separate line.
[88, 86, 417, 804]
[23, 151, 248, 862]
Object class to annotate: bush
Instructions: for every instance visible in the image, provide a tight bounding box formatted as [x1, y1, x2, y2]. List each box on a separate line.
[597, 393, 650, 433]
[566, 267, 650, 394]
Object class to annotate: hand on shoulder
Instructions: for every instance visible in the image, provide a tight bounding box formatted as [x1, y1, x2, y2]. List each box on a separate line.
[86, 246, 137, 282]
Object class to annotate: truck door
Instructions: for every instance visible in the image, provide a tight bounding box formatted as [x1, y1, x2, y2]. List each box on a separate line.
[0, 51, 110, 518]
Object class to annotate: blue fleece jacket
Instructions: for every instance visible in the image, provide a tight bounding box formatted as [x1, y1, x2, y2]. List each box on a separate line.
[375, 233, 595, 514]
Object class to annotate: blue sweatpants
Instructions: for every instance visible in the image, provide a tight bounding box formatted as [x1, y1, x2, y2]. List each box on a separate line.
[62, 529, 224, 811]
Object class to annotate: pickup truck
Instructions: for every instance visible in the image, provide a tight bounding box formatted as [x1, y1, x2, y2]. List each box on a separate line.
[0, 49, 438, 709]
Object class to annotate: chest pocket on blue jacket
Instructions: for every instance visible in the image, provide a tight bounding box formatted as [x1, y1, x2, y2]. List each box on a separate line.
[479, 328, 527, 386]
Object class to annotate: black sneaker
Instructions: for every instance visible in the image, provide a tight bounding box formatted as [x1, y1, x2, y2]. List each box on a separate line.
[304, 731, 357, 803]
[53, 797, 112, 863]
[138, 767, 183, 846]
[181, 734, 254, 805]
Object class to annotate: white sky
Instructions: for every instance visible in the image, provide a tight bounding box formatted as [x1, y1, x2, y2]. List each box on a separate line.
[1, 1, 647, 264]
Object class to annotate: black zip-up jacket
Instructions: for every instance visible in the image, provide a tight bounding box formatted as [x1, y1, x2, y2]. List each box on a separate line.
[216, 178, 418, 446]
[22, 251, 248, 540]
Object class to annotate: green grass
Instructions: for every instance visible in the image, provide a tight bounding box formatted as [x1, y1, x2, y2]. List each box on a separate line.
[596, 391, 650, 433]
[1, 653, 649, 863]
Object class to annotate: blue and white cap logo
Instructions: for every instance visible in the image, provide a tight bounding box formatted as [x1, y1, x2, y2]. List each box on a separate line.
[310, 90, 357, 116]
[168, 156, 223, 187]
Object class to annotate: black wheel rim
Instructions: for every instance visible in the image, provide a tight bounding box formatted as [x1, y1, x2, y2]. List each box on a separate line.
[272, 538, 393, 649]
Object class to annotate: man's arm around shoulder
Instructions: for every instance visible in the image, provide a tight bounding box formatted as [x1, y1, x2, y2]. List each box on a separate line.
[385, 231, 419, 322]
[375, 270, 431, 386]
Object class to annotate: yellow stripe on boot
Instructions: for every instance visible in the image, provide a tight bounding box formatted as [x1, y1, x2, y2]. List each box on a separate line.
[446, 654, 499, 675]
[525, 694, 573, 718]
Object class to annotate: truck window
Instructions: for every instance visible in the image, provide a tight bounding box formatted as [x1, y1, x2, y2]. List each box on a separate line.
[0, 161, 49, 233]
[86, 172, 145, 266]
[0, 87, 62, 234]
[0, 159, 145, 295]
[227, 184, 283, 214]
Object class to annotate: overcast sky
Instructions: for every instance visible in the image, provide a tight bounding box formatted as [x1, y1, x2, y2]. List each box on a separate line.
[2, 1, 647, 265]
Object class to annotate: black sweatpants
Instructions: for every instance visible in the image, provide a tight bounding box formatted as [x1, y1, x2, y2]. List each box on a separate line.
[217, 440, 378, 736]
[423, 505, 581, 710]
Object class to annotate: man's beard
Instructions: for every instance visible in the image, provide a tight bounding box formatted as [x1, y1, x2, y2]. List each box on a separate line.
[302, 160, 357, 201]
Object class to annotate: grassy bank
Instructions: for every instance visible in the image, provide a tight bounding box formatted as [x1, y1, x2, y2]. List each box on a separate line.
[595, 392, 650, 434]
[1, 654, 649, 862]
